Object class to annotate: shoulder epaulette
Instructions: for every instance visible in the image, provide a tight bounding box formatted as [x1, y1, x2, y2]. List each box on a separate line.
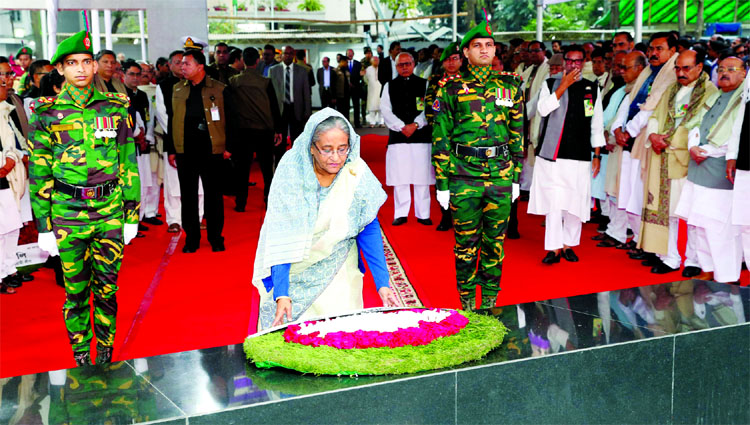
[33, 96, 56, 112]
[104, 92, 130, 108]
[438, 74, 460, 88]
[497, 71, 523, 83]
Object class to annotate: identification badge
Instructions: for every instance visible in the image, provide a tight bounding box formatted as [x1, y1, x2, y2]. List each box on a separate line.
[583, 99, 594, 117]
[416, 97, 425, 112]
[210, 105, 220, 121]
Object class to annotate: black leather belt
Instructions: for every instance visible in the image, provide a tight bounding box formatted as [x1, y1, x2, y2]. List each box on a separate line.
[54, 179, 117, 200]
[455, 143, 509, 159]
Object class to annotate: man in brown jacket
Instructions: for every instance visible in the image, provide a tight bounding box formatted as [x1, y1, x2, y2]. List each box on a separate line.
[228, 47, 282, 210]
[167, 49, 233, 253]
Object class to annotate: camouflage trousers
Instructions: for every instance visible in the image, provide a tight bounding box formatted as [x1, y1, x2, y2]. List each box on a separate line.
[449, 176, 512, 308]
[55, 217, 124, 353]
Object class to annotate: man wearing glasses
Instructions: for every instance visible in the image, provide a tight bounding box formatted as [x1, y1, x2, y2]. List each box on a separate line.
[611, 32, 679, 269]
[674, 54, 746, 284]
[529, 45, 605, 265]
[380, 51, 434, 227]
[123, 60, 159, 236]
[639, 49, 717, 275]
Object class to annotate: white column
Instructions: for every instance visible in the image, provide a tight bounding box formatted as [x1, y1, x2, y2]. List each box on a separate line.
[40, 9, 48, 59]
[46, 0, 59, 58]
[91, 10, 101, 54]
[270, 0, 275, 30]
[634, 0, 643, 43]
[103, 9, 113, 50]
[536, 1, 543, 41]
[138, 10, 147, 62]
[452, 0, 457, 41]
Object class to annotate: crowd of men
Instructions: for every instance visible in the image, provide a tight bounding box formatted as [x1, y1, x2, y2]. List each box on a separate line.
[0, 27, 749, 364]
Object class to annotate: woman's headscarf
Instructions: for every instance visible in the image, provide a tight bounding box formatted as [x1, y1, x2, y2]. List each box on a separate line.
[252, 108, 385, 289]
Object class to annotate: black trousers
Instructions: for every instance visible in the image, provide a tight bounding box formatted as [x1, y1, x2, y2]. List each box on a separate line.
[320, 88, 335, 109]
[336, 96, 349, 118]
[278, 104, 304, 168]
[350, 90, 361, 126]
[234, 129, 274, 207]
[176, 151, 224, 247]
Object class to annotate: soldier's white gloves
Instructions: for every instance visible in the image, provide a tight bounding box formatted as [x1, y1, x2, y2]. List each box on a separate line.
[124, 223, 139, 245]
[436, 190, 450, 210]
[512, 183, 520, 202]
[38, 232, 59, 256]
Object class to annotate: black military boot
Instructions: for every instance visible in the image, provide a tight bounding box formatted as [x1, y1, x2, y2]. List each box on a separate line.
[96, 346, 113, 364]
[436, 207, 452, 231]
[74, 351, 92, 367]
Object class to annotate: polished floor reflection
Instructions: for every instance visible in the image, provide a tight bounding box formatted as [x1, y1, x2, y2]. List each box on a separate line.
[1, 279, 747, 424]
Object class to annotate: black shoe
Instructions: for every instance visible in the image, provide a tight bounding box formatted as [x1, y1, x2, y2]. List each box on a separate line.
[591, 233, 608, 241]
[641, 256, 661, 267]
[3, 276, 22, 288]
[19, 273, 34, 282]
[562, 248, 579, 262]
[182, 243, 199, 253]
[417, 218, 433, 226]
[597, 221, 608, 233]
[96, 346, 113, 364]
[542, 251, 561, 264]
[617, 240, 637, 250]
[156, 213, 162, 218]
[436, 221, 452, 231]
[629, 249, 648, 260]
[392, 217, 407, 226]
[211, 242, 226, 252]
[142, 216, 164, 225]
[651, 262, 679, 274]
[506, 229, 520, 239]
[682, 266, 702, 278]
[596, 237, 619, 248]
[626, 229, 634, 238]
[74, 351, 92, 367]
[138, 223, 149, 231]
[234, 205, 245, 213]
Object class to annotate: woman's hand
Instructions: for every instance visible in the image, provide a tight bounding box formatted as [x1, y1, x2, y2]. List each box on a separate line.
[272, 297, 293, 327]
[378, 287, 401, 307]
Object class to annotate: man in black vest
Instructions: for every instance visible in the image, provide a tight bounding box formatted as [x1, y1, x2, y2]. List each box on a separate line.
[380, 52, 433, 226]
[528, 45, 605, 264]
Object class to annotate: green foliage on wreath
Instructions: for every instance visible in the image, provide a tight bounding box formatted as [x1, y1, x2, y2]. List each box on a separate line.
[244, 311, 507, 376]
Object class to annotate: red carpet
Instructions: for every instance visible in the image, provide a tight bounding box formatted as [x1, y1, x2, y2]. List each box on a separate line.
[1, 133, 746, 378]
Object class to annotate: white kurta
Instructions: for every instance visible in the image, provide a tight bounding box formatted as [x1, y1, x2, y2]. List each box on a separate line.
[528, 80, 606, 221]
[380, 81, 435, 187]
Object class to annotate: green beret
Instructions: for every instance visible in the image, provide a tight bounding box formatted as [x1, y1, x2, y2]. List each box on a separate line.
[16, 46, 33, 58]
[440, 42, 461, 62]
[460, 22, 494, 49]
[50, 30, 94, 65]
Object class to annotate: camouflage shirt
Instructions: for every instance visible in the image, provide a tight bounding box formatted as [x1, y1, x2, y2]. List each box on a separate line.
[432, 64, 524, 191]
[27, 83, 140, 232]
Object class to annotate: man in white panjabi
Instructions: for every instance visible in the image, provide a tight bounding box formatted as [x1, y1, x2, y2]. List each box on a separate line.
[727, 69, 750, 277]
[380, 52, 434, 226]
[529, 45, 605, 264]
[676, 55, 747, 283]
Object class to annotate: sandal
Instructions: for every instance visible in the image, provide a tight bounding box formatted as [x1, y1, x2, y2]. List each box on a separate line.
[1, 283, 16, 294]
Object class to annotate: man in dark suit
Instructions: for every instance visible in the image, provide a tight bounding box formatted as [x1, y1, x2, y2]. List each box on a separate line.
[378, 41, 401, 88]
[269, 45, 311, 167]
[345, 48, 363, 127]
[316, 56, 338, 109]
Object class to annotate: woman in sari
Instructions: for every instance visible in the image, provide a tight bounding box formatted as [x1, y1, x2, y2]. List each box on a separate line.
[253, 108, 400, 330]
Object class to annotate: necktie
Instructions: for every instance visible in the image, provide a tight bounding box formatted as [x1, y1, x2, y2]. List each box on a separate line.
[349, 61, 352, 72]
[285, 66, 291, 103]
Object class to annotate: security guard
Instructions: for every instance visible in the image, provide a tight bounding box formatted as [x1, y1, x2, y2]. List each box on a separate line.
[432, 21, 524, 311]
[425, 41, 462, 232]
[27, 30, 140, 366]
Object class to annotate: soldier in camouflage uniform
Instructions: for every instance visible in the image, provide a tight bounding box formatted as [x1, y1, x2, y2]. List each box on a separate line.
[425, 41, 463, 232]
[27, 30, 140, 366]
[432, 22, 524, 311]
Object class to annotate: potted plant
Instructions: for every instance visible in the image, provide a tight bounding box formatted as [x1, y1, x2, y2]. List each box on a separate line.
[298, 0, 323, 12]
[213, 4, 228, 11]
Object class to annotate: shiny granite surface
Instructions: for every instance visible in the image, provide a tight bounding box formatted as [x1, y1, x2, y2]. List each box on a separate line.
[1, 279, 747, 424]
